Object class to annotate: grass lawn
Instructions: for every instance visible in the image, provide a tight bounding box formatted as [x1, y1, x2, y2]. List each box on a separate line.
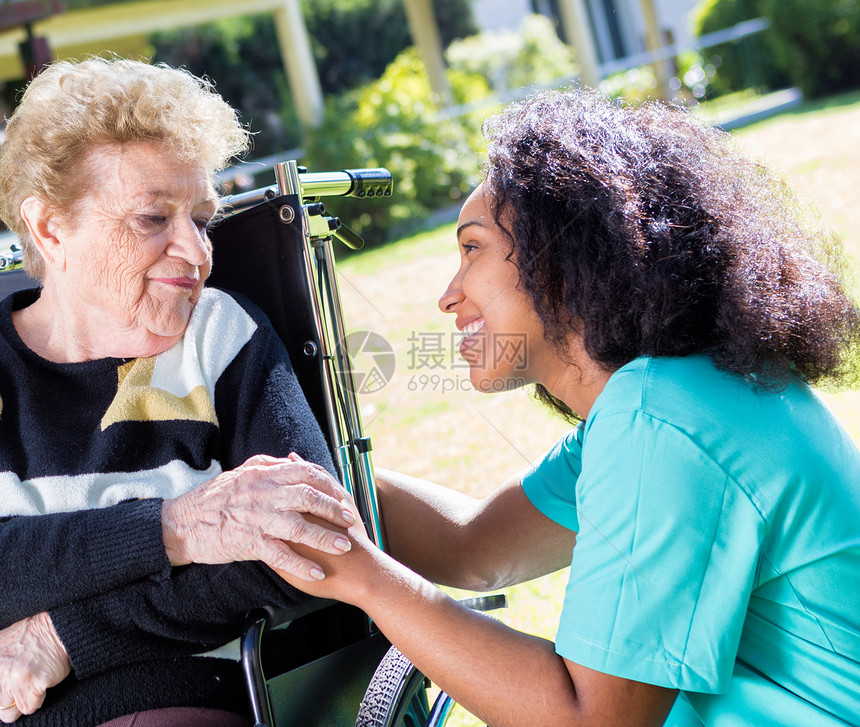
[334, 91, 860, 725]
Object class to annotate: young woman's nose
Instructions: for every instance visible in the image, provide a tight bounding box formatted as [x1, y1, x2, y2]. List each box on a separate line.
[438, 270, 465, 314]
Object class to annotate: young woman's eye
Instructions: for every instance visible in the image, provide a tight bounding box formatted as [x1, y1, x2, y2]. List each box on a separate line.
[461, 243, 478, 255]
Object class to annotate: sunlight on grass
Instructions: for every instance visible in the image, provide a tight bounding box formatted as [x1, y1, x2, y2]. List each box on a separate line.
[692, 87, 777, 125]
[339, 217, 459, 276]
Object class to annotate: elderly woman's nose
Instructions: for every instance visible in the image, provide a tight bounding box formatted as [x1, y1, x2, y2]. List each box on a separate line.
[168, 217, 210, 265]
[438, 269, 465, 314]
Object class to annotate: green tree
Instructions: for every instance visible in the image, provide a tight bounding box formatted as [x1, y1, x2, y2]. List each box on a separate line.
[150, 15, 298, 157]
[762, 0, 860, 98]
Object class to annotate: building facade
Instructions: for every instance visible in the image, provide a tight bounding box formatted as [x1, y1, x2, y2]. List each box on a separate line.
[472, 0, 700, 68]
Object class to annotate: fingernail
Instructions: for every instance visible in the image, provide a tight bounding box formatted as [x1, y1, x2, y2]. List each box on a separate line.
[342, 509, 356, 525]
[334, 536, 352, 552]
[288, 452, 302, 461]
[310, 567, 326, 580]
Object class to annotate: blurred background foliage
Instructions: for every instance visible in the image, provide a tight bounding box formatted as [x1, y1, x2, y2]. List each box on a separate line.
[40, 0, 860, 247]
[445, 14, 577, 93]
[150, 6, 578, 248]
[691, 0, 790, 97]
[693, 0, 860, 99]
[151, 15, 298, 157]
[302, 13, 578, 247]
[150, 0, 476, 158]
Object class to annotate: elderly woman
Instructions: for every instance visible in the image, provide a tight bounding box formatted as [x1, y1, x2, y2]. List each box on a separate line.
[0, 58, 354, 726]
[284, 90, 860, 726]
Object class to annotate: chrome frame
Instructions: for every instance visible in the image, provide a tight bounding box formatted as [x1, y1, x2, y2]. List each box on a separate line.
[223, 162, 392, 551]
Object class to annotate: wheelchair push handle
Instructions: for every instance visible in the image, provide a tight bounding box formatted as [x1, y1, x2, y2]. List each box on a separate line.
[221, 167, 392, 215]
[301, 167, 393, 199]
[0, 244, 22, 271]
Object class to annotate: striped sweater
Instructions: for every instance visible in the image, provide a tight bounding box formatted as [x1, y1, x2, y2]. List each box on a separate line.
[0, 287, 335, 726]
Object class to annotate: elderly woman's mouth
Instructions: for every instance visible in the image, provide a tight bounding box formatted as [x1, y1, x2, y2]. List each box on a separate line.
[153, 276, 199, 290]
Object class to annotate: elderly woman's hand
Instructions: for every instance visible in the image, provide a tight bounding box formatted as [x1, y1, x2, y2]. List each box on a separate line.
[263, 454, 382, 607]
[161, 455, 356, 582]
[0, 612, 70, 723]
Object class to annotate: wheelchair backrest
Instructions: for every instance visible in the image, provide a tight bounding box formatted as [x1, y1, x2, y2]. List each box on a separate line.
[207, 194, 335, 454]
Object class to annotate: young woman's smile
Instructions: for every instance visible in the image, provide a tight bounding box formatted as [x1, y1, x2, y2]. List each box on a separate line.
[439, 183, 555, 393]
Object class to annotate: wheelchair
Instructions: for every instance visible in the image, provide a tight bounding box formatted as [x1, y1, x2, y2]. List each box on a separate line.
[0, 160, 503, 727]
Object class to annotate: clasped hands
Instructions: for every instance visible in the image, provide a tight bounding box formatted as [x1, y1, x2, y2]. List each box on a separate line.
[0, 453, 362, 723]
[161, 452, 360, 581]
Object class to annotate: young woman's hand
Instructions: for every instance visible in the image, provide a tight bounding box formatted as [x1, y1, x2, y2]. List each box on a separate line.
[264, 455, 384, 606]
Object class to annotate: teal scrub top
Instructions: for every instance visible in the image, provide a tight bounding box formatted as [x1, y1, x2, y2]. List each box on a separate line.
[521, 356, 860, 726]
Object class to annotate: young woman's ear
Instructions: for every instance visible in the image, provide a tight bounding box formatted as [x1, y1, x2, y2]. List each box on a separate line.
[19, 196, 66, 271]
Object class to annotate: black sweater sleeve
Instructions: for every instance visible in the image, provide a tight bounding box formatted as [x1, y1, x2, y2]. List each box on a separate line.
[212, 297, 336, 477]
[0, 499, 169, 629]
[50, 302, 337, 678]
[49, 560, 321, 679]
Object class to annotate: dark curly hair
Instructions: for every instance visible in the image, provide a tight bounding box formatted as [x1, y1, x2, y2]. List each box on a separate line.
[481, 90, 860, 420]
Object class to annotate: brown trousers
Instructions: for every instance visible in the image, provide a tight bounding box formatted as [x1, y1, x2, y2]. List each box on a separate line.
[96, 707, 253, 727]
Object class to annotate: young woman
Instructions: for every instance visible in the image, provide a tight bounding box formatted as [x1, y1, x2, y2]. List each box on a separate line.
[284, 89, 860, 727]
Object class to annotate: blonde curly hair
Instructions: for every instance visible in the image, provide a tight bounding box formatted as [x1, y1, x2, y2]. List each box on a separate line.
[0, 57, 250, 280]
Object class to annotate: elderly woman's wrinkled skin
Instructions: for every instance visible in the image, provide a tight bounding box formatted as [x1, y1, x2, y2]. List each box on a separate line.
[0, 614, 68, 721]
[16, 141, 218, 362]
[0, 140, 357, 724]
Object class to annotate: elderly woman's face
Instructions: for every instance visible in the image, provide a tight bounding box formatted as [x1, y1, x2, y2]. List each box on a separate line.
[54, 140, 217, 348]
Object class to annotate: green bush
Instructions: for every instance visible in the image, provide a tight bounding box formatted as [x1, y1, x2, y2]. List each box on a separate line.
[598, 66, 660, 104]
[445, 14, 577, 93]
[762, 0, 860, 98]
[692, 0, 789, 97]
[303, 48, 489, 251]
[693, 0, 860, 99]
[150, 0, 476, 156]
[303, 14, 582, 250]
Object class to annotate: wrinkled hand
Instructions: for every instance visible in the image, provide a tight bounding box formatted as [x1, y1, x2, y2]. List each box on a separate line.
[267, 455, 384, 606]
[0, 612, 70, 723]
[161, 454, 356, 582]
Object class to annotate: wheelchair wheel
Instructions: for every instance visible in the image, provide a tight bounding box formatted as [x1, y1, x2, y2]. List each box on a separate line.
[355, 645, 452, 727]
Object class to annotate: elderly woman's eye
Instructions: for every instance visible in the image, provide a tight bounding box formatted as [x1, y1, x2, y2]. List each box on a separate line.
[138, 215, 168, 229]
[194, 218, 211, 233]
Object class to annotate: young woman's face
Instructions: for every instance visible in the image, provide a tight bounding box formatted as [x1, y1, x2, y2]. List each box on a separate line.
[439, 183, 557, 393]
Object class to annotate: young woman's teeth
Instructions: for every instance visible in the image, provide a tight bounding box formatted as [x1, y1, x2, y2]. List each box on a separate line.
[463, 319, 484, 335]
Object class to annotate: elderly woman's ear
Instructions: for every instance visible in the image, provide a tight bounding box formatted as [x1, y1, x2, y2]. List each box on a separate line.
[19, 196, 66, 271]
